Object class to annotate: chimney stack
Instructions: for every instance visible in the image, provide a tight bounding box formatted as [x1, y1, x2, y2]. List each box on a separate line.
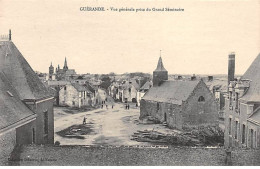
[228, 52, 235, 85]
[9, 29, 12, 41]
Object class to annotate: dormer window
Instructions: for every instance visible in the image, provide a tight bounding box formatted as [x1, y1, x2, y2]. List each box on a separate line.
[198, 96, 205, 102]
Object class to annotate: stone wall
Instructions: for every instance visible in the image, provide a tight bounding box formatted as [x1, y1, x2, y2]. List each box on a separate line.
[182, 80, 219, 127]
[13, 145, 260, 166]
[59, 85, 79, 107]
[0, 129, 16, 165]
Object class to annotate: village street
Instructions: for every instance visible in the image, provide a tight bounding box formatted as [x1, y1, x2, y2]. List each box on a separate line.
[54, 101, 177, 146]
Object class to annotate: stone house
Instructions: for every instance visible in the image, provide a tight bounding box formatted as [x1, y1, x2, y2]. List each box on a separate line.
[108, 81, 119, 100]
[137, 80, 153, 106]
[59, 83, 94, 107]
[0, 31, 54, 164]
[140, 56, 218, 130]
[224, 53, 260, 148]
[117, 79, 140, 103]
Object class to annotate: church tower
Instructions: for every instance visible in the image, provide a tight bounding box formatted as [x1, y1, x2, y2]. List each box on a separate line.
[153, 54, 168, 87]
[49, 62, 54, 79]
[63, 57, 68, 71]
[49, 62, 54, 76]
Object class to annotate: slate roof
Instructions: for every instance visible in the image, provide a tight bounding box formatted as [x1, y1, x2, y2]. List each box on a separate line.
[0, 41, 52, 100]
[248, 107, 260, 125]
[71, 83, 91, 93]
[154, 57, 167, 72]
[119, 79, 140, 90]
[140, 81, 153, 90]
[84, 82, 96, 93]
[0, 72, 35, 130]
[240, 53, 260, 102]
[142, 80, 201, 105]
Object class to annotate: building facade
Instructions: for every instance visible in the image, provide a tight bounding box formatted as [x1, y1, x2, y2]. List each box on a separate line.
[224, 53, 260, 148]
[59, 83, 94, 108]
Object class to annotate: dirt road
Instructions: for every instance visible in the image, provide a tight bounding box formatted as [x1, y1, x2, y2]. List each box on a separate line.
[54, 102, 176, 145]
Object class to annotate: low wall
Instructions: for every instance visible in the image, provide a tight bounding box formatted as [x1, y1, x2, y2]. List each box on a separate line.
[10, 145, 260, 166]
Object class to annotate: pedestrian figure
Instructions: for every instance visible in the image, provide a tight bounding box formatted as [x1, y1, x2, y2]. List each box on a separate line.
[106, 105, 108, 109]
[125, 104, 127, 109]
[128, 104, 130, 109]
[101, 104, 103, 109]
[112, 105, 114, 109]
[136, 103, 138, 107]
[83, 117, 86, 124]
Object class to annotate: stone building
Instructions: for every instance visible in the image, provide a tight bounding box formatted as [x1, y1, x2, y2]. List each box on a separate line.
[59, 83, 94, 108]
[0, 31, 54, 164]
[140, 57, 218, 130]
[117, 79, 140, 103]
[224, 53, 260, 148]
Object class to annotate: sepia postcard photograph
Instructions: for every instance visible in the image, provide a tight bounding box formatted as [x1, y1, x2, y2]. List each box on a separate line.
[0, 0, 259, 166]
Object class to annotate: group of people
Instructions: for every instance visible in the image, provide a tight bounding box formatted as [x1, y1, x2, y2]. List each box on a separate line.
[100, 100, 114, 109]
[125, 104, 130, 110]
[101, 104, 114, 109]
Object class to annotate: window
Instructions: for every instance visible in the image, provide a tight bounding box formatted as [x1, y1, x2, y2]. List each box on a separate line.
[251, 129, 254, 148]
[87, 92, 90, 97]
[157, 102, 160, 111]
[129, 88, 131, 93]
[229, 118, 232, 135]
[198, 96, 205, 102]
[72, 101, 75, 106]
[64, 86, 67, 91]
[235, 92, 239, 110]
[242, 124, 246, 144]
[44, 111, 48, 135]
[229, 91, 232, 106]
[235, 121, 238, 139]
[32, 128, 35, 144]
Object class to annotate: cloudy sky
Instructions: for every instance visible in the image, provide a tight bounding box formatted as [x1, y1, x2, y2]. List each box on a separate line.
[0, 0, 259, 75]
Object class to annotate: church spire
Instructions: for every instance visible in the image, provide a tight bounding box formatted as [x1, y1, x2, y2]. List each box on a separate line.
[63, 57, 68, 70]
[154, 53, 167, 72]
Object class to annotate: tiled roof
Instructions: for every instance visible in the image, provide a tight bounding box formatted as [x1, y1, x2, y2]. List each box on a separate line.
[0, 41, 52, 100]
[240, 53, 260, 102]
[142, 80, 201, 105]
[0, 72, 35, 130]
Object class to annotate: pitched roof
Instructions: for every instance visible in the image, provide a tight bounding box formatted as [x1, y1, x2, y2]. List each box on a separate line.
[142, 80, 201, 105]
[71, 83, 91, 92]
[154, 57, 167, 72]
[248, 107, 260, 125]
[140, 81, 153, 90]
[0, 72, 35, 130]
[0, 41, 52, 100]
[240, 53, 260, 102]
[84, 82, 96, 93]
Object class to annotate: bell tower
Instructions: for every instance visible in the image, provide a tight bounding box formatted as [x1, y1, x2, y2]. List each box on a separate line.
[153, 51, 168, 87]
